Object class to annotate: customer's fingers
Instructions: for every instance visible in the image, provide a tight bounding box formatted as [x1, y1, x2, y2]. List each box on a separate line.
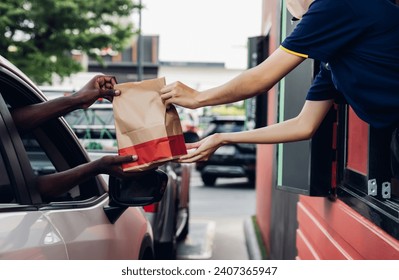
[97, 76, 117, 89]
[113, 155, 138, 164]
[99, 88, 121, 97]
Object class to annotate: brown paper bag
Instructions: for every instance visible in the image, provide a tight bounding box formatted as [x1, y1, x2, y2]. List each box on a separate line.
[113, 77, 187, 171]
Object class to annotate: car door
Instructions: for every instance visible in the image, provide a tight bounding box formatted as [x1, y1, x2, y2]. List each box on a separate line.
[0, 68, 150, 259]
[22, 125, 148, 260]
[0, 94, 68, 259]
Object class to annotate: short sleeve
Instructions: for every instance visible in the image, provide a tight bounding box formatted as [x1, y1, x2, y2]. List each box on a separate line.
[306, 63, 342, 102]
[281, 0, 365, 62]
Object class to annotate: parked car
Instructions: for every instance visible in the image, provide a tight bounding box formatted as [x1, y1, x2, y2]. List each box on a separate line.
[196, 116, 257, 186]
[177, 106, 200, 143]
[0, 55, 163, 260]
[59, 96, 192, 260]
[143, 108, 195, 259]
[144, 162, 192, 259]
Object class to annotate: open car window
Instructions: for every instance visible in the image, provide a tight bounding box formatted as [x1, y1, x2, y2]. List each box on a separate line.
[20, 131, 81, 201]
[0, 74, 105, 204]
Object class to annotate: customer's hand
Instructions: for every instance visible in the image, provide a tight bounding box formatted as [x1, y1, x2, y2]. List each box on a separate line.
[178, 133, 223, 163]
[160, 81, 200, 109]
[96, 155, 142, 178]
[74, 75, 120, 109]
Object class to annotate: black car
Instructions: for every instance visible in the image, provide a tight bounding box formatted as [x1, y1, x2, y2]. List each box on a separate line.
[196, 116, 257, 186]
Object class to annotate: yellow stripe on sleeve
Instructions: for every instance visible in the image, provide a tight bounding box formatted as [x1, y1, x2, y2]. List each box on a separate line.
[279, 46, 308, 58]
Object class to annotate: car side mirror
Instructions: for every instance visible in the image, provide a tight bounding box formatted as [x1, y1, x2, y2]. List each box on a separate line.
[108, 169, 168, 207]
[104, 169, 168, 224]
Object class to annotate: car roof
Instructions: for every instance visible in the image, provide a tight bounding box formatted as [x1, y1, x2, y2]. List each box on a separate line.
[0, 55, 42, 93]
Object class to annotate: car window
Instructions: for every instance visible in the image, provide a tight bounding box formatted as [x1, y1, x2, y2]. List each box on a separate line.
[0, 150, 15, 204]
[19, 130, 81, 202]
[21, 133, 57, 175]
[0, 82, 103, 204]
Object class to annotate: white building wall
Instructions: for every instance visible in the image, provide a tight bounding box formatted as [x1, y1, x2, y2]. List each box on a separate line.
[159, 65, 242, 92]
[159, 64, 244, 117]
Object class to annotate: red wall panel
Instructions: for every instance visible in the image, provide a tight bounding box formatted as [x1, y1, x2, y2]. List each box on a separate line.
[347, 108, 368, 175]
[297, 196, 399, 260]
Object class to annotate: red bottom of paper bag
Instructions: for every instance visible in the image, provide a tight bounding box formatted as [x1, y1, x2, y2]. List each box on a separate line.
[119, 134, 187, 171]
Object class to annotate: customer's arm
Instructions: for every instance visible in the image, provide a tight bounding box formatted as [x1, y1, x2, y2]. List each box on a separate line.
[36, 155, 138, 198]
[11, 75, 119, 132]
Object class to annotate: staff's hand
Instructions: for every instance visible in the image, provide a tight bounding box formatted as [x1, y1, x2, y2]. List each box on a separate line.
[160, 81, 200, 109]
[75, 75, 120, 109]
[178, 134, 224, 163]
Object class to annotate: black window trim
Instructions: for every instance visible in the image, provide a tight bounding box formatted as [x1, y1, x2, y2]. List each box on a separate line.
[336, 104, 399, 240]
[38, 193, 109, 211]
[0, 94, 35, 205]
[0, 204, 38, 213]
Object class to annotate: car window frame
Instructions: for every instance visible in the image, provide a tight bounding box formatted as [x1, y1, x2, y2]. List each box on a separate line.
[0, 69, 107, 207]
[0, 94, 38, 206]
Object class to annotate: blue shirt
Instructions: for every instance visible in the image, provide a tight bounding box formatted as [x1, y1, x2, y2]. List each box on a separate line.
[281, 0, 399, 128]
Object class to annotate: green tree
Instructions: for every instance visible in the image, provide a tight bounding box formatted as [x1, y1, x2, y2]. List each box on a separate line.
[0, 0, 140, 84]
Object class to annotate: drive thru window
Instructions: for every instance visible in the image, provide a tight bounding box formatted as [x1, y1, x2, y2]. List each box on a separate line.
[336, 105, 399, 239]
[276, 55, 399, 241]
[276, 60, 399, 241]
[268, 6, 399, 260]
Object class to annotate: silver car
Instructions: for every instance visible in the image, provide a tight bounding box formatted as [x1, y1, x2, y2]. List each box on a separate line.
[0, 55, 161, 260]
[58, 99, 192, 260]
